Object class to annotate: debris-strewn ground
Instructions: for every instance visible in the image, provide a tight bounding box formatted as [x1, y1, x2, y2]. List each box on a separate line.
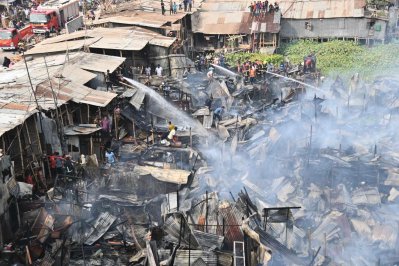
[7, 66, 399, 266]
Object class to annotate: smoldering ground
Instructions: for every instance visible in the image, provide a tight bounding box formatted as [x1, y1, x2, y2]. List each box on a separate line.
[197, 73, 399, 265]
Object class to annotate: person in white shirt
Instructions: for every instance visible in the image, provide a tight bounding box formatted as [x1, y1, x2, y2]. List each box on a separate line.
[167, 126, 176, 141]
[155, 64, 163, 77]
[145, 66, 151, 76]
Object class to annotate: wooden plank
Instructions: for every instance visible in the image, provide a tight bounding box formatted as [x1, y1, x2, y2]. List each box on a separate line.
[133, 165, 190, 184]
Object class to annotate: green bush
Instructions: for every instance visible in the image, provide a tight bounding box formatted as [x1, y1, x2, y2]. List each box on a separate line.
[279, 40, 399, 80]
[225, 52, 284, 67]
[225, 41, 399, 80]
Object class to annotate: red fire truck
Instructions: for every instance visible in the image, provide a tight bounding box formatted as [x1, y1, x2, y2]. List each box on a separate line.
[29, 0, 80, 34]
[0, 25, 33, 50]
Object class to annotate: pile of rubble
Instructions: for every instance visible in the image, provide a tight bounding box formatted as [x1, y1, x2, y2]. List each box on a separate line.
[5, 66, 399, 266]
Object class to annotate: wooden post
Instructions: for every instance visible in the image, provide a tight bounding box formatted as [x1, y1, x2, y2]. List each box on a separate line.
[65, 105, 70, 125]
[79, 108, 83, 124]
[25, 245, 32, 265]
[189, 127, 192, 148]
[24, 121, 33, 152]
[59, 107, 64, 130]
[205, 190, 208, 233]
[151, 115, 155, 145]
[34, 115, 43, 154]
[98, 107, 101, 123]
[17, 126, 25, 175]
[114, 112, 118, 140]
[90, 136, 93, 155]
[132, 118, 137, 144]
[87, 104, 90, 124]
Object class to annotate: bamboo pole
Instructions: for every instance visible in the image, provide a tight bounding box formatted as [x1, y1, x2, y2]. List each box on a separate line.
[87, 104, 90, 124]
[17, 126, 25, 175]
[90, 136, 93, 155]
[189, 127, 192, 148]
[34, 115, 43, 154]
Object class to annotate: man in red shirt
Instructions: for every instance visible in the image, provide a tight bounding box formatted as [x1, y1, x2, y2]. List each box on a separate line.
[48, 152, 57, 179]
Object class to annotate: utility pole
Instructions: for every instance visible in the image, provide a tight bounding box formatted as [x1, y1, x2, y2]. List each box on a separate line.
[43, 56, 64, 149]
[23, 51, 45, 136]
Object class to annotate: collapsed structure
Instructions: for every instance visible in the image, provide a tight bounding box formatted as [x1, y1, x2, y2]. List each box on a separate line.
[2, 0, 399, 264]
[1, 49, 399, 265]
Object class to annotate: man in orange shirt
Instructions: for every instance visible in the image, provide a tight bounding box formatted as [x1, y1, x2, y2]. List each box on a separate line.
[249, 66, 256, 84]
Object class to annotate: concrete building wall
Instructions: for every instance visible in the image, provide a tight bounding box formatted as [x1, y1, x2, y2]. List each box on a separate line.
[280, 18, 387, 41]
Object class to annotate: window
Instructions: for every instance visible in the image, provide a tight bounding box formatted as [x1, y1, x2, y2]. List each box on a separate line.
[367, 20, 376, 29]
[29, 13, 48, 23]
[0, 31, 12, 40]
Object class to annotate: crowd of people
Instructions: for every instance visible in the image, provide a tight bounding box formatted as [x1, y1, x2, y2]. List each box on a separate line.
[1, 4, 31, 29]
[236, 59, 294, 83]
[248, 1, 279, 16]
[195, 53, 225, 72]
[160, 0, 193, 15]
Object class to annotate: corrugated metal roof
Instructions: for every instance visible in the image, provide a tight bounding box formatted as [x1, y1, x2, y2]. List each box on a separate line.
[200, 1, 250, 12]
[218, 202, 244, 249]
[89, 27, 175, 50]
[25, 27, 175, 54]
[192, 11, 280, 34]
[59, 65, 97, 85]
[279, 0, 366, 19]
[193, 229, 225, 250]
[0, 53, 118, 138]
[89, 34, 149, 51]
[75, 52, 126, 73]
[100, 11, 187, 27]
[0, 105, 37, 137]
[36, 79, 117, 107]
[39, 30, 91, 44]
[63, 125, 101, 135]
[25, 37, 100, 56]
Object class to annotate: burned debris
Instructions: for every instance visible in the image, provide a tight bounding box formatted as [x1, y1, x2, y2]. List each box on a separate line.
[1, 2, 399, 263]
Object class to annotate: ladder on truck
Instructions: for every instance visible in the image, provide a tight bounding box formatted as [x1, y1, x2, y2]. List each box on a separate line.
[233, 241, 245, 266]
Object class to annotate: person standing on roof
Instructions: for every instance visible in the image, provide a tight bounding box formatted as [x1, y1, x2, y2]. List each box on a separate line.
[105, 70, 112, 91]
[155, 64, 163, 77]
[188, 0, 192, 12]
[161, 0, 166, 15]
[169, 0, 173, 14]
[173, 2, 177, 13]
[183, 0, 187, 11]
